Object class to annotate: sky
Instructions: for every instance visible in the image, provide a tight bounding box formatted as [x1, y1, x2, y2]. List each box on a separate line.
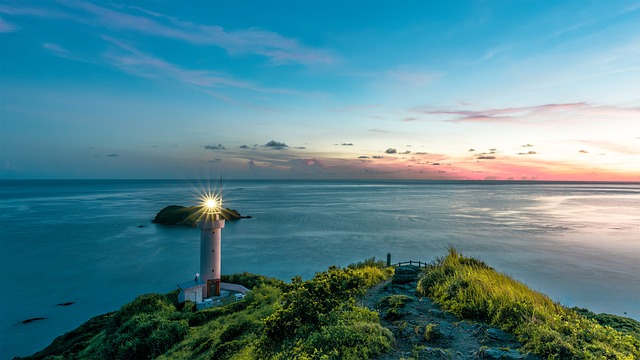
[1, 0, 639, 181]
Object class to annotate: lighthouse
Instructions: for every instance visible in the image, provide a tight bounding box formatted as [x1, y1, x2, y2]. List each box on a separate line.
[176, 190, 249, 306]
[198, 194, 224, 297]
[198, 212, 225, 297]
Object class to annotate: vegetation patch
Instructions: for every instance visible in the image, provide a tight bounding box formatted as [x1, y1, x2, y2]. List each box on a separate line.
[417, 247, 640, 359]
[22, 262, 393, 360]
[378, 294, 414, 320]
[423, 323, 442, 342]
[152, 205, 248, 226]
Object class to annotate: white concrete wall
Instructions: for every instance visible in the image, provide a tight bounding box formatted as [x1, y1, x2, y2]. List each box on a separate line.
[220, 282, 250, 294]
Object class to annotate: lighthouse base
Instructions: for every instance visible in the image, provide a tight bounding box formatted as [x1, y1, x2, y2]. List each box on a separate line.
[206, 279, 221, 298]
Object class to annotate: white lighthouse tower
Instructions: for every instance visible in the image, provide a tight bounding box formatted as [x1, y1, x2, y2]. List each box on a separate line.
[198, 211, 225, 298]
[176, 190, 249, 306]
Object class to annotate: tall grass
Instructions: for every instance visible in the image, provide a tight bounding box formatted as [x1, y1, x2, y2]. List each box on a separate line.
[417, 248, 639, 359]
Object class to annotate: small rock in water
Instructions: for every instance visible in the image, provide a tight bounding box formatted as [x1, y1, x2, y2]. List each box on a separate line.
[56, 302, 75, 306]
[22, 317, 46, 324]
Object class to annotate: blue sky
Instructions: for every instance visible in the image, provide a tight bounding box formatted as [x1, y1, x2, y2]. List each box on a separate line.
[1, 0, 639, 180]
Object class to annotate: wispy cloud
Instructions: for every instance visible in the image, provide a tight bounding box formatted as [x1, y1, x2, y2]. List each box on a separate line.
[102, 37, 281, 92]
[577, 140, 640, 155]
[0, 16, 17, 32]
[386, 69, 440, 87]
[2, 0, 337, 66]
[415, 102, 640, 123]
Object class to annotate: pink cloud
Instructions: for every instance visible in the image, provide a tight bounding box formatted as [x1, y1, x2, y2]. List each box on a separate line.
[415, 102, 640, 124]
[577, 140, 640, 155]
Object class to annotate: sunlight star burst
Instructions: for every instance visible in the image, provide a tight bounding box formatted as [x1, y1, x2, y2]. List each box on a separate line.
[200, 192, 222, 216]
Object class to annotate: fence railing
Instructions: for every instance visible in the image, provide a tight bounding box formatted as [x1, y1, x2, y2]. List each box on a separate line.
[392, 260, 428, 268]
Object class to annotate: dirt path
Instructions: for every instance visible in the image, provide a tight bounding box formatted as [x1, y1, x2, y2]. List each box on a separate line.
[361, 267, 539, 360]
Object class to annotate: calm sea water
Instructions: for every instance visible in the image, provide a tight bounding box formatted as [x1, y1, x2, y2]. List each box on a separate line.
[1, 179, 639, 358]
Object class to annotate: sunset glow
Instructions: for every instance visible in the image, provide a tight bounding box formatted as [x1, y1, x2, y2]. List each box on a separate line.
[1, 1, 638, 181]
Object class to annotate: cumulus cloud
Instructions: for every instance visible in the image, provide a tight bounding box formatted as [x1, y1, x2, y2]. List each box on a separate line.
[341, 143, 354, 146]
[468, 148, 476, 152]
[372, 155, 384, 159]
[239, 144, 250, 149]
[385, 148, 397, 154]
[205, 144, 226, 150]
[358, 156, 370, 159]
[578, 150, 589, 154]
[400, 150, 411, 154]
[477, 155, 496, 160]
[293, 146, 307, 150]
[264, 140, 289, 150]
[517, 151, 537, 155]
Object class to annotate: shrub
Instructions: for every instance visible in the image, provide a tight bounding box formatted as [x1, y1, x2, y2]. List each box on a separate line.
[221, 272, 286, 290]
[258, 265, 393, 359]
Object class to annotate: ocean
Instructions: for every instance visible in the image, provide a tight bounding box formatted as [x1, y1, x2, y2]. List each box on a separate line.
[1, 179, 639, 358]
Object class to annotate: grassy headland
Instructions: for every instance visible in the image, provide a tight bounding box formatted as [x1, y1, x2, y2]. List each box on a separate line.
[21, 259, 393, 360]
[20, 253, 639, 360]
[417, 248, 640, 359]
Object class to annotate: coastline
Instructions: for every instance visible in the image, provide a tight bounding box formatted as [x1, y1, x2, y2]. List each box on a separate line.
[19, 254, 640, 360]
[2, 180, 638, 358]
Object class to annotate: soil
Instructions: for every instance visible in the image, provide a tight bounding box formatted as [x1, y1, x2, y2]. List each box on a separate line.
[361, 266, 540, 360]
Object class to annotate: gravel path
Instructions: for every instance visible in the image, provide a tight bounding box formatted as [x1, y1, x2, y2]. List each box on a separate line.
[361, 267, 540, 360]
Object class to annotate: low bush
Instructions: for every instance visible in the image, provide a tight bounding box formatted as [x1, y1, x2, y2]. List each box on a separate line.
[258, 265, 394, 359]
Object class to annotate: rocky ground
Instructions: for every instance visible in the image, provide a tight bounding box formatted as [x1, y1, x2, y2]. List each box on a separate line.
[361, 266, 540, 360]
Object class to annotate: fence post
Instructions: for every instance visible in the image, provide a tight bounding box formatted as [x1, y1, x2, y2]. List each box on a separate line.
[387, 253, 391, 267]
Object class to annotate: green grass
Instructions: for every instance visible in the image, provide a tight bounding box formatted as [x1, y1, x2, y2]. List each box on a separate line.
[22, 262, 394, 360]
[27, 251, 638, 360]
[416, 248, 640, 359]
